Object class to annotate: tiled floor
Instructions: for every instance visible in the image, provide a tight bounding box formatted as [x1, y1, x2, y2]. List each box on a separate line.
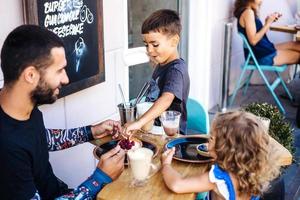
[210, 76, 300, 200]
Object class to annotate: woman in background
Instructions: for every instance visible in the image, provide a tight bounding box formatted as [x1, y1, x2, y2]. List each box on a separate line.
[234, 0, 300, 66]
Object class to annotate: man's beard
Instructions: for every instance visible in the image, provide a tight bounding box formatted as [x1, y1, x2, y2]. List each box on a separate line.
[31, 78, 58, 105]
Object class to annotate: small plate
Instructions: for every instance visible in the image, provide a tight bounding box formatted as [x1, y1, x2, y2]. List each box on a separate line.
[165, 136, 213, 163]
[93, 139, 158, 165]
[196, 143, 210, 157]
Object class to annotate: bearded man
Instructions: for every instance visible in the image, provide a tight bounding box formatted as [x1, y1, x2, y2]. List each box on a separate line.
[0, 25, 125, 200]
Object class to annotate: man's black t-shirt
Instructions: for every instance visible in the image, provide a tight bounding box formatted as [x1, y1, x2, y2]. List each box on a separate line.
[0, 106, 67, 200]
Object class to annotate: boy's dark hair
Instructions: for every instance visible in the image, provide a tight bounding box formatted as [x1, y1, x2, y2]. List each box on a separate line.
[141, 9, 181, 36]
[1, 25, 64, 85]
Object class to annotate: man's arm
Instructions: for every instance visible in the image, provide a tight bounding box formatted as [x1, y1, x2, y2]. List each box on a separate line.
[54, 168, 113, 200]
[46, 120, 122, 151]
[32, 146, 125, 200]
[46, 126, 93, 151]
[30, 168, 112, 200]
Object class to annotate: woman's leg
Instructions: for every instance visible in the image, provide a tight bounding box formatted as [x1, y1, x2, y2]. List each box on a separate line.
[273, 49, 300, 65]
[275, 41, 300, 52]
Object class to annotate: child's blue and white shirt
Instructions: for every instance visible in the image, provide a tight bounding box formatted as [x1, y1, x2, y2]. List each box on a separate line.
[206, 164, 260, 200]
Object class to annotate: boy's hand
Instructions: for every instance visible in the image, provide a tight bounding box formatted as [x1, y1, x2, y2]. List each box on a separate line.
[91, 120, 122, 139]
[161, 147, 175, 166]
[123, 121, 143, 137]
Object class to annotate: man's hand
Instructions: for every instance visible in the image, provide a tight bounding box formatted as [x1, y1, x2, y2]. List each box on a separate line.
[97, 145, 125, 180]
[91, 120, 122, 139]
[161, 147, 175, 166]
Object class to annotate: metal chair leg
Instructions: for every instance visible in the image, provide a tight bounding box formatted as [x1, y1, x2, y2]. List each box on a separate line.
[293, 64, 299, 79]
[243, 70, 254, 95]
[276, 72, 294, 101]
[230, 67, 247, 106]
[258, 69, 286, 114]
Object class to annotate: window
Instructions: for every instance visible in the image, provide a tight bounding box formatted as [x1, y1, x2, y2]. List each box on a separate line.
[129, 63, 153, 99]
[127, 0, 181, 99]
[127, 0, 179, 48]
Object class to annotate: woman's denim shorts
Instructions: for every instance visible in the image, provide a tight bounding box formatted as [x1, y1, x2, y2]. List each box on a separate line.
[257, 51, 277, 65]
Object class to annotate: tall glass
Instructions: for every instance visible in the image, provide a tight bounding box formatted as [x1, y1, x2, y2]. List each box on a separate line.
[127, 147, 157, 187]
[118, 102, 136, 125]
[160, 111, 181, 138]
[136, 102, 154, 132]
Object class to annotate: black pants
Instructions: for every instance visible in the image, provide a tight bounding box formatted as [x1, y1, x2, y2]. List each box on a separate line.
[297, 107, 300, 128]
[261, 177, 285, 200]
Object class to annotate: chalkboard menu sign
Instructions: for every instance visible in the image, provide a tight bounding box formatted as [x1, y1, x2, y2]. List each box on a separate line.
[23, 0, 105, 97]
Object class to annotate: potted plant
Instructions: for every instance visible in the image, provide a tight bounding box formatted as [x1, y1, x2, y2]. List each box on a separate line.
[243, 102, 295, 199]
[242, 102, 294, 156]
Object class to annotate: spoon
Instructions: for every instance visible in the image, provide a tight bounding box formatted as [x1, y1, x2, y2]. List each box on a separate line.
[134, 81, 150, 106]
[118, 84, 127, 109]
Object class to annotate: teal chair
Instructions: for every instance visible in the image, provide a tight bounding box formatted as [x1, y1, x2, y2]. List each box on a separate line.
[187, 98, 209, 199]
[230, 33, 293, 114]
[187, 98, 209, 134]
[196, 192, 208, 200]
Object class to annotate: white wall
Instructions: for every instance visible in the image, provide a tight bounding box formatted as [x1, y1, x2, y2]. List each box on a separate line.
[208, 0, 233, 109]
[187, 0, 233, 110]
[0, 0, 127, 188]
[0, 1, 23, 87]
[287, 0, 297, 14]
[186, 0, 211, 109]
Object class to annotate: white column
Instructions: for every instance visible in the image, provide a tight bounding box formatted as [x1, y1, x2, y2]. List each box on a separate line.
[187, 0, 212, 109]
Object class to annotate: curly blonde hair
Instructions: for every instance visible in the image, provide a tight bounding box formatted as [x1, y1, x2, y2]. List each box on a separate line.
[211, 111, 280, 196]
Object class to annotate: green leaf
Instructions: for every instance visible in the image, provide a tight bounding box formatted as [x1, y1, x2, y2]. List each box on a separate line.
[242, 102, 295, 156]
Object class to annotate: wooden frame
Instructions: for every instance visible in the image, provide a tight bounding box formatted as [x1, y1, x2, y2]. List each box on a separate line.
[23, 0, 105, 97]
